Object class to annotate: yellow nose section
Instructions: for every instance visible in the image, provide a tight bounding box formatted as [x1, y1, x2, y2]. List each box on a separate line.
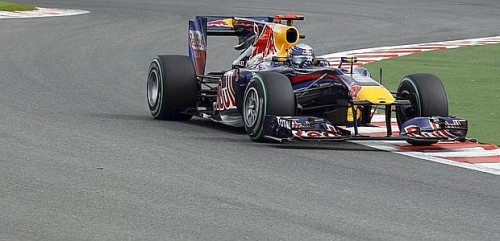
[355, 86, 395, 104]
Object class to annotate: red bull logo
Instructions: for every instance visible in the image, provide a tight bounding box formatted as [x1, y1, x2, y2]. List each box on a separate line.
[249, 25, 276, 63]
[207, 18, 233, 28]
[214, 71, 237, 110]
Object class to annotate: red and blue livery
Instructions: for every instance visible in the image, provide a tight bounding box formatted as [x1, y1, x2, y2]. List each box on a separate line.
[146, 15, 467, 145]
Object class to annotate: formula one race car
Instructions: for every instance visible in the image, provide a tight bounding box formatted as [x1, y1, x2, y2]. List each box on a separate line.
[146, 14, 468, 145]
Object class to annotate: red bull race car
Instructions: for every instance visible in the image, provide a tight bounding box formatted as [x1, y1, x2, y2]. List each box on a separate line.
[146, 14, 468, 145]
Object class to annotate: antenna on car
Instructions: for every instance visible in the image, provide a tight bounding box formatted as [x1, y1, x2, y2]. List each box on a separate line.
[339, 56, 358, 76]
[379, 68, 383, 84]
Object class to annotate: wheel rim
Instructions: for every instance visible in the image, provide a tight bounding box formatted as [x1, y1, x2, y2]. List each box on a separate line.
[243, 87, 260, 127]
[398, 90, 416, 122]
[397, 81, 420, 127]
[147, 69, 159, 107]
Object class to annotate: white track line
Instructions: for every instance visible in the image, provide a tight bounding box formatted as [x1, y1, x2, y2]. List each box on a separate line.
[352, 141, 500, 175]
[477, 163, 500, 171]
[428, 148, 500, 158]
[396, 150, 500, 175]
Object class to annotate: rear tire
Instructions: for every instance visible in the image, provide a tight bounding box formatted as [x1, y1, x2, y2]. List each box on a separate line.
[147, 55, 198, 120]
[242, 72, 296, 142]
[396, 73, 448, 145]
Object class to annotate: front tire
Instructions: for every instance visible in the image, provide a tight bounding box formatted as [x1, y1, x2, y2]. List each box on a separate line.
[243, 72, 296, 142]
[147, 55, 198, 120]
[396, 73, 449, 145]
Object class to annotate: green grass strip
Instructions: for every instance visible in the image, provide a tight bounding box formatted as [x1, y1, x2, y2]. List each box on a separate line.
[0, 1, 36, 11]
[364, 43, 500, 144]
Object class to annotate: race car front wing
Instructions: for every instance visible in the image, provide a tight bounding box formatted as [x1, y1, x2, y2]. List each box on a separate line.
[262, 115, 468, 143]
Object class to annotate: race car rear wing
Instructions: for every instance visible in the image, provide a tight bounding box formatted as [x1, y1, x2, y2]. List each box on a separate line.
[203, 15, 304, 35]
[188, 15, 305, 76]
[204, 16, 273, 36]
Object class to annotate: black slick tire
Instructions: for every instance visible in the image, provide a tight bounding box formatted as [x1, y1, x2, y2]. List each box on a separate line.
[147, 55, 198, 120]
[396, 73, 449, 145]
[242, 72, 296, 142]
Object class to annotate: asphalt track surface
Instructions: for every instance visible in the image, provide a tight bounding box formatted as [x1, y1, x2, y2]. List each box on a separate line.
[1, 0, 499, 240]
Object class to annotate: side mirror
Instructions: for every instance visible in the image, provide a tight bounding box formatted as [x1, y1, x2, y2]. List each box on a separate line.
[338, 56, 358, 75]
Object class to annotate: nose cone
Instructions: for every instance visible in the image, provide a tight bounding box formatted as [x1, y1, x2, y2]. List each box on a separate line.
[355, 85, 395, 104]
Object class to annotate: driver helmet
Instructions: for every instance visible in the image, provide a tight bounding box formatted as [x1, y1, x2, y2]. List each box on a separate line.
[288, 43, 315, 68]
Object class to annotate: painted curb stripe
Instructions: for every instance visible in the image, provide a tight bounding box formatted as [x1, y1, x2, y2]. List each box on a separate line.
[321, 36, 500, 67]
[356, 112, 500, 173]
[319, 37, 500, 175]
[353, 141, 500, 175]
[398, 151, 500, 175]
[0, 7, 89, 19]
[395, 143, 498, 151]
